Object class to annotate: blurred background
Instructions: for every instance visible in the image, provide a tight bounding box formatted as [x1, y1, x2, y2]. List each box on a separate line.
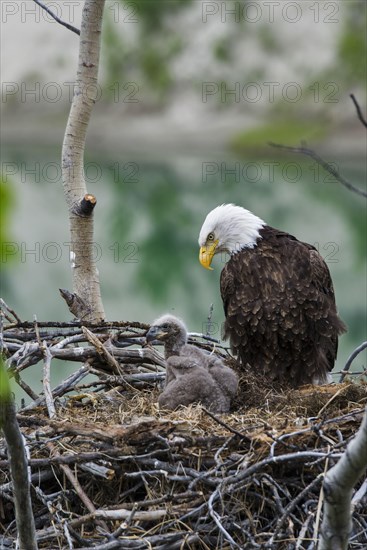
[1, 0, 366, 398]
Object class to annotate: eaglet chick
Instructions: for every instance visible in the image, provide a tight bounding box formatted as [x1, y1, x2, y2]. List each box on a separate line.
[146, 314, 238, 412]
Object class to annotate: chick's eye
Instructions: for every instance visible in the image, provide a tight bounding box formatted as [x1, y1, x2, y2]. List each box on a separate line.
[207, 232, 215, 242]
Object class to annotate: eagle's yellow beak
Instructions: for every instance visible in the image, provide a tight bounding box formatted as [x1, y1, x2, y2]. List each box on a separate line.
[199, 240, 219, 270]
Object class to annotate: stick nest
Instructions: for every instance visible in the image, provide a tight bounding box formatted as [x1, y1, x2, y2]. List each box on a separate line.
[1, 320, 366, 549]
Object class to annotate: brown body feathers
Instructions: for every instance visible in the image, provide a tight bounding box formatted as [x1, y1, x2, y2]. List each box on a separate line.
[220, 226, 347, 386]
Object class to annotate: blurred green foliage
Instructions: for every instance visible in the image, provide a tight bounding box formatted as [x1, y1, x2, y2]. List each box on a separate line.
[101, 0, 366, 106]
[338, 3, 367, 84]
[125, 0, 191, 29]
[0, 359, 11, 424]
[0, 177, 17, 265]
[214, 37, 234, 62]
[103, 0, 190, 98]
[231, 120, 328, 155]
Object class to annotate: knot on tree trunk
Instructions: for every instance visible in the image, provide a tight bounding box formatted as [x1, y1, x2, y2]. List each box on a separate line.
[71, 194, 97, 217]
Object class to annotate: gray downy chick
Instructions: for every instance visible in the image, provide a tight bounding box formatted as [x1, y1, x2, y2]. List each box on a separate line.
[146, 314, 238, 412]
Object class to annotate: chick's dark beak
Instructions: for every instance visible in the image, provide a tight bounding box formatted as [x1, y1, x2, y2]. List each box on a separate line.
[145, 326, 161, 344]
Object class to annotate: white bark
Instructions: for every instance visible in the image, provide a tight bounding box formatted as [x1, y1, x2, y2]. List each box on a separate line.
[0, 397, 38, 549]
[61, 0, 106, 322]
[319, 406, 367, 550]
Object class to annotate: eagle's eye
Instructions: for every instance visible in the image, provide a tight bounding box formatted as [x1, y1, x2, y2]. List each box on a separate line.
[207, 232, 215, 242]
[161, 323, 169, 330]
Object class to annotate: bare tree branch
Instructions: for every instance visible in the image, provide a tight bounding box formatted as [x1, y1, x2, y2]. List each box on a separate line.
[319, 406, 367, 550]
[32, 0, 80, 35]
[61, 0, 106, 322]
[339, 341, 367, 383]
[350, 93, 367, 128]
[269, 142, 367, 198]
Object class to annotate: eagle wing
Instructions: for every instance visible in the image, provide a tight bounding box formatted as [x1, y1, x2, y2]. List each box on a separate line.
[220, 228, 346, 384]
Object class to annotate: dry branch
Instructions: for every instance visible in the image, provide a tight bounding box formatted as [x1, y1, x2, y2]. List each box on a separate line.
[269, 142, 367, 198]
[339, 341, 367, 382]
[32, 0, 80, 35]
[350, 93, 367, 128]
[269, 93, 367, 199]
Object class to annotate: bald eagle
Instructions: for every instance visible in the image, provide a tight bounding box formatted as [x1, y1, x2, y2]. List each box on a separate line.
[146, 314, 238, 411]
[198, 204, 347, 387]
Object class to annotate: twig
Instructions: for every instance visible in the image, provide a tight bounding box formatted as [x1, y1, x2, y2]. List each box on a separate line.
[270, 474, 323, 544]
[188, 332, 222, 345]
[70, 507, 169, 525]
[32, 0, 80, 35]
[46, 440, 109, 533]
[0, 298, 22, 323]
[41, 341, 56, 419]
[317, 385, 349, 417]
[20, 365, 89, 412]
[352, 478, 367, 505]
[208, 487, 241, 549]
[269, 142, 367, 198]
[82, 326, 123, 376]
[339, 341, 367, 382]
[350, 94, 367, 128]
[12, 372, 40, 401]
[202, 407, 251, 441]
[206, 303, 214, 337]
[227, 450, 342, 493]
[296, 513, 314, 549]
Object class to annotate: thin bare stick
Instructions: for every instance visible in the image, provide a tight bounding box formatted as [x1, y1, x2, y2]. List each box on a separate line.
[32, 0, 80, 35]
[41, 341, 56, 419]
[269, 474, 324, 544]
[208, 488, 241, 549]
[205, 303, 214, 337]
[339, 341, 367, 382]
[0, 298, 22, 323]
[13, 374, 39, 401]
[21, 365, 89, 412]
[46, 441, 109, 533]
[269, 142, 367, 198]
[350, 93, 367, 128]
[202, 407, 251, 441]
[82, 327, 122, 375]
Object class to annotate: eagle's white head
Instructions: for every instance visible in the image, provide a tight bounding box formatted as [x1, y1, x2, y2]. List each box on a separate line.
[198, 204, 265, 270]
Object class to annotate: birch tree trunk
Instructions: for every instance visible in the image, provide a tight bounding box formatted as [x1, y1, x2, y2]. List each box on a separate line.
[61, 0, 106, 322]
[319, 406, 367, 550]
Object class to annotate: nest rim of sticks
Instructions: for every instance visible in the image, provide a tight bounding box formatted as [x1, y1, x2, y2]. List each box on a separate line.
[1, 314, 367, 549]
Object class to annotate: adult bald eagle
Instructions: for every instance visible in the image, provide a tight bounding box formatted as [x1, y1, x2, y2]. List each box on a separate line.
[198, 204, 346, 386]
